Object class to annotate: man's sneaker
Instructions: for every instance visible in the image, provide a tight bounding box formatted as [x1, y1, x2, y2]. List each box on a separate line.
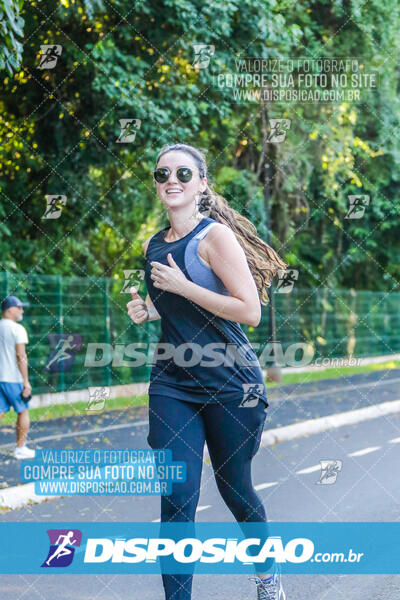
[249, 563, 286, 600]
[13, 444, 35, 459]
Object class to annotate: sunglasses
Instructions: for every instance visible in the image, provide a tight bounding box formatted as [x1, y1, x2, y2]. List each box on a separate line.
[153, 166, 193, 184]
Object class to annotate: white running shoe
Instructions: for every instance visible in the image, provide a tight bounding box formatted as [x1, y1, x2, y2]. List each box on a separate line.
[249, 563, 286, 600]
[13, 444, 36, 459]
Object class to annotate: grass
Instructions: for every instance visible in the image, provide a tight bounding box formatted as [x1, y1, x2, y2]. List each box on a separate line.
[0, 394, 149, 426]
[266, 359, 400, 387]
[1, 360, 399, 425]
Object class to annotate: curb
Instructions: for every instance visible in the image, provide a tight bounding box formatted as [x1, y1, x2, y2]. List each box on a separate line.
[1, 398, 400, 511]
[259, 398, 400, 447]
[23, 353, 400, 409]
[0, 482, 60, 511]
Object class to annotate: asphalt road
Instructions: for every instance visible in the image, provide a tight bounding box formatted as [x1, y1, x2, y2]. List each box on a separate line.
[1, 369, 400, 599]
[2, 368, 400, 487]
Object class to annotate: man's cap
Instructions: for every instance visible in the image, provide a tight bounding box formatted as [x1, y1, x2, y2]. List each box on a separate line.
[1, 296, 30, 311]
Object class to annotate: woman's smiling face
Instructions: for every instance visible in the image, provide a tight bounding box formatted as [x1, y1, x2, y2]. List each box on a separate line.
[154, 150, 207, 210]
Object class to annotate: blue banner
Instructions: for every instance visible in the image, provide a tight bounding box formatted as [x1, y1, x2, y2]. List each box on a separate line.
[0, 522, 399, 574]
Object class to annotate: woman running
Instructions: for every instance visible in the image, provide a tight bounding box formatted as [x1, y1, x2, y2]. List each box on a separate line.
[127, 143, 288, 600]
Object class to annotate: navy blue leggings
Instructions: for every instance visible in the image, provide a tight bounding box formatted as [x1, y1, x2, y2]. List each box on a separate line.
[147, 394, 272, 600]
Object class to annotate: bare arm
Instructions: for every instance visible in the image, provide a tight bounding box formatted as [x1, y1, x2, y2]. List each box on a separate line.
[16, 343, 29, 383]
[144, 292, 161, 321]
[180, 225, 261, 326]
[150, 225, 262, 327]
[143, 237, 161, 321]
[16, 342, 32, 396]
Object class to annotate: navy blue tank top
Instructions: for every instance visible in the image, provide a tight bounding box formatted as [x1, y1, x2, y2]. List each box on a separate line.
[145, 216, 268, 407]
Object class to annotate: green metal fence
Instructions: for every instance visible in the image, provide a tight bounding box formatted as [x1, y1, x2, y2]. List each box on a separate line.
[1, 272, 399, 394]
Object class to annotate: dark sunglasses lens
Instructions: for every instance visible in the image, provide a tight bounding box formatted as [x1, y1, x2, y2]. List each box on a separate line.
[154, 168, 169, 183]
[177, 167, 193, 183]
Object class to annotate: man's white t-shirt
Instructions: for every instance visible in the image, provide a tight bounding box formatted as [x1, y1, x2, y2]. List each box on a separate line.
[0, 318, 29, 383]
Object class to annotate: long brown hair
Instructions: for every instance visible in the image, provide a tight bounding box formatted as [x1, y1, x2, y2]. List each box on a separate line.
[155, 143, 287, 305]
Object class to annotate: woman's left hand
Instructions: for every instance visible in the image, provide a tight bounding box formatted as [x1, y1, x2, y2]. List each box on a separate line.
[150, 253, 189, 295]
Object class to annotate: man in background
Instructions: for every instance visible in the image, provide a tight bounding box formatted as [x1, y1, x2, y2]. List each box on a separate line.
[0, 296, 35, 459]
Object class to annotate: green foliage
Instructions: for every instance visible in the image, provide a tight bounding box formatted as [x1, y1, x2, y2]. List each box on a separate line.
[0, 0, 399, 293]
[0, 0, 24, 74]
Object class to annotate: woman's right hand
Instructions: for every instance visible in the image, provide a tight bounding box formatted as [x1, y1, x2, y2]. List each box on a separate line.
[127, 287, 149, 324]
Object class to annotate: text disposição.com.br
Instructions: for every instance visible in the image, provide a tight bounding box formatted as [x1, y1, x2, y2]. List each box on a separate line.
[312, 549, 364, 563]
[83, 536, 364, 564]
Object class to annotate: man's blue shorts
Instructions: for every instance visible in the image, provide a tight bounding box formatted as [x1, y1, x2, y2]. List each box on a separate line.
[0, 382, 28, 414]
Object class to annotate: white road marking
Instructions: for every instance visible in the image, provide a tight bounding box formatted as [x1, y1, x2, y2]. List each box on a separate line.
[260, 399, 400, 449]
[2, 399, 400, 510]
[347, 446, 381, 457]
[295, 464, 322, 475]
[0, 420, 149, 450]
[254, 482, 279, 490]
[2, 389, 400, 453]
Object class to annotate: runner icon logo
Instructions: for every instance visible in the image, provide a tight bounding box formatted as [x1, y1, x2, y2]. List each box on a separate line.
[238, 383, 265, 407]
[41, 529, 82, 568]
